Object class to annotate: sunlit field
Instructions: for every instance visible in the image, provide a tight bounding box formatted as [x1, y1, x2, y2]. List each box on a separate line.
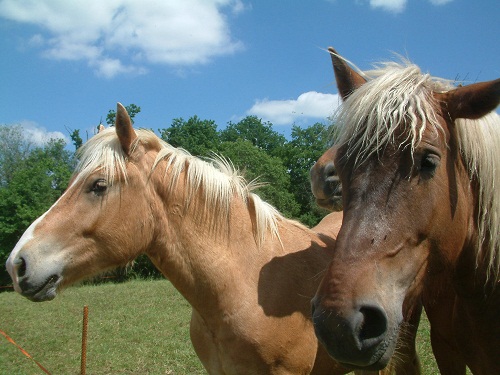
[1, 279, 450, 374]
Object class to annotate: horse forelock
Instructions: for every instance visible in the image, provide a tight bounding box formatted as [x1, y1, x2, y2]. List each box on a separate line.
[335, 61, 450, 166]
[73, 127, 281, 247]
[334, 61, 500, 283]
[73, 127, 130, 184]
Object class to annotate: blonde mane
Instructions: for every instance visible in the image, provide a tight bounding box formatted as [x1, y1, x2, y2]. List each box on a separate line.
[336, 60, 449, 164]
[335, 60, 500, 282]
[74, 128, 282, 247]
[456, 112, 500, 282]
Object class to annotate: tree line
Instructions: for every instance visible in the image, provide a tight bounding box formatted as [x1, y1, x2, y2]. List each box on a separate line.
[0, 106, 334, 284]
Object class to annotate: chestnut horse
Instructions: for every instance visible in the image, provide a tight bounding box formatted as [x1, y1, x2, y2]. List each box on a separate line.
[310, 145, 423, 375]
[310, 145, 342, 211]
[311, 47, 500, 374]
[5, 104, 416, 374]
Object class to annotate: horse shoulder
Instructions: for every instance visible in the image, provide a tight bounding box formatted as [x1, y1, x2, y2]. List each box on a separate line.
[312, 211, 343, 246]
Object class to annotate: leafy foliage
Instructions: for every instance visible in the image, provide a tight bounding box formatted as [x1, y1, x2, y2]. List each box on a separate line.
[219, 139, 300, 219]
[0, 137, 74, 284]
[159, 116, 220, 157]
[220, 116, 286, 156]
[0, 125, 33, 187]
[106, 103, 141, 125]
[69, 128, 83, 150]
[280, 123, 334, 226]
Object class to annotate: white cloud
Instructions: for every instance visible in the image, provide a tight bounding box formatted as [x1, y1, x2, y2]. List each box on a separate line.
[17, 120, 68, 146]
[369, 0, 407, 13]
[0, 0, 244, 78]
[247, 91, 341, 126]
[91, 57, 147, 79]
[28, 34, 44, 47]
[362, 0, 454, 13]
[428, 0, 453, 4]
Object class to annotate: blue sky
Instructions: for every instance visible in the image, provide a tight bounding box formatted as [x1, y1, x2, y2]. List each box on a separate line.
[1, 0, 499, 147]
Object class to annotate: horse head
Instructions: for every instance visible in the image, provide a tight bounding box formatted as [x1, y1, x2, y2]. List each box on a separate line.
[311, 47, 500, 370]
[6, 104, 160, 301]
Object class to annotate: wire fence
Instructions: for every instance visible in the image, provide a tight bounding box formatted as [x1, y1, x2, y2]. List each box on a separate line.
[1, 305, 89, 375]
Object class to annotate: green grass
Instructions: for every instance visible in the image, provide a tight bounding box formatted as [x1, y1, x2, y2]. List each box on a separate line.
[0, 280, 204, 374]
[0, 279, 451, 374]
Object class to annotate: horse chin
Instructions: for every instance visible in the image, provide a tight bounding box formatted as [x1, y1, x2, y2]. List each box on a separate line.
[334, 337, 395, 371]
[341, 361, 387, 372]
[315, 195, 343, 211]
[19, 274, 62, 302]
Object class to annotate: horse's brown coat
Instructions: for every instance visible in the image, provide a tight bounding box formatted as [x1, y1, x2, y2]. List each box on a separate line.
[312, 47, 500, 375]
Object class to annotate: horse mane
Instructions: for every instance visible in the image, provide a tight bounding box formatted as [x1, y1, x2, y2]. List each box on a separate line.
[74, 128, 282, 247]
[335, 60, 500, 283]
[456, 112, 500, 282]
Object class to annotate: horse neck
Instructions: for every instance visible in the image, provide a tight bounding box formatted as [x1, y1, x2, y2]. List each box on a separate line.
[144, 173, 335, 326]
[145, 176, 283, 316]
[443, 162, 498, 300]
[454, 227, 500, 299]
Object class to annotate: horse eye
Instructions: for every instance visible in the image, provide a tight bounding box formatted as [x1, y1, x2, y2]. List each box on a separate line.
[91, 179, 108, 194]
[420, 154, 439, 175]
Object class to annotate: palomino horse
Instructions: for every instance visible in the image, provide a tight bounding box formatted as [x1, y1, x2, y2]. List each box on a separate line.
[311, 47, 500, 374]
[5, 104, 415, 374]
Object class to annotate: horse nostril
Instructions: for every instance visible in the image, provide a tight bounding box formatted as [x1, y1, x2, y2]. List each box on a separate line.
[323, 162, 337, 180]
[359, 305, 388, 341]
[17, 257, 27, 278]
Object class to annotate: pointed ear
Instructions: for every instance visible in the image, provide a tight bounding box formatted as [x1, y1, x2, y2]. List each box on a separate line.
[328, 47, 367, 100]
[115, 103, 137, 155]
[437, 78, 500, 120]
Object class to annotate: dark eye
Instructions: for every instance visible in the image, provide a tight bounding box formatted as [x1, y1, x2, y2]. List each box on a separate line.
[91, 179, 108, 195]
[420, 153, 440, 175]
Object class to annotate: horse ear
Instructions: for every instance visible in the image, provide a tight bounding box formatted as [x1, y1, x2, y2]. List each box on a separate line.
[328, 47, 367, 100]
[115, 103, 137, 155]
[438, 78, 500, 120]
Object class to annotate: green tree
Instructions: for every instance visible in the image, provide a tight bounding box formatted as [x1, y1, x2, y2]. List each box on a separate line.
[159, 116, 220, 157]
[220, 116, 286, 156]
[70, 128, 83, 150]
[0, 137, 74, 284]
[280, 123, 333, 226]
[106, 103, 141, 125]
[219, 139, 300, 218]
[0, 125, 33, 187]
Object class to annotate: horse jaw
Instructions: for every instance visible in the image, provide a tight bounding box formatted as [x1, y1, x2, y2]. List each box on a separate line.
[6, 215, 64, 302]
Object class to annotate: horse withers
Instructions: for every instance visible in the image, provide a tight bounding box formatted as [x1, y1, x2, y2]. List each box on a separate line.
[311, 47, 500, 375]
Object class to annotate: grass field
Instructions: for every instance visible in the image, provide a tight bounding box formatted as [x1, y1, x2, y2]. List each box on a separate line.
[1, 279, 444, 374]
